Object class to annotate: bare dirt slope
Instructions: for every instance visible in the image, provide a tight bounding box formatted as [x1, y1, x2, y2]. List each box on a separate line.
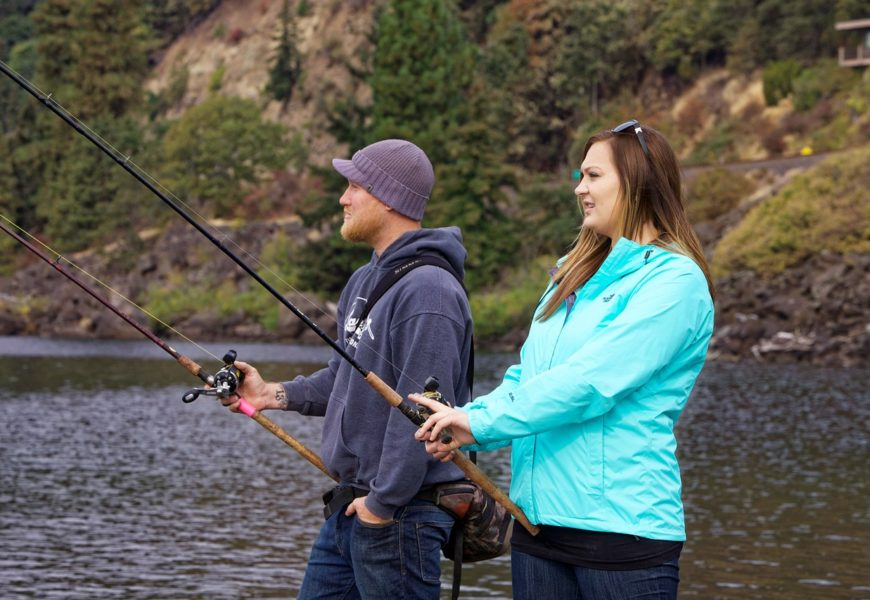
[146, 0, 382, 164]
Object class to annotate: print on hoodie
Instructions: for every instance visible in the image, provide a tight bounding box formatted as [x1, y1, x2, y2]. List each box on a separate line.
[345, 296, 374, 348]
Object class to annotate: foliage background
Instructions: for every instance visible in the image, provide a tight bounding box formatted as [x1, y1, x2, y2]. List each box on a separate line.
[0, 0, 868, 344]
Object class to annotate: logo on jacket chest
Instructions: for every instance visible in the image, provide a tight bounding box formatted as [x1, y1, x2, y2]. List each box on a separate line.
[345, 296, 375, 348]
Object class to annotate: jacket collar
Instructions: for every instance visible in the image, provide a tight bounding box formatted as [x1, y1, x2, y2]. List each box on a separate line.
[596, 237, 660, 280]
[545, 238, 661, 313]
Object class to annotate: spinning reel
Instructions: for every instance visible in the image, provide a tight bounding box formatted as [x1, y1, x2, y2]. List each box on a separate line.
[182, 349, 244, 403]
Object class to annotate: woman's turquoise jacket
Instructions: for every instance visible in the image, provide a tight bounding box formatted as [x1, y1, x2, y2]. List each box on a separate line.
[464, 238, 714, 541]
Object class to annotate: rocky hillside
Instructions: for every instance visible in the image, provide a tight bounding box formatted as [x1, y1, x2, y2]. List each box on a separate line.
[3, 152, 867, 367]
[145, 0, 377, 166]
[712, 251, 869, 367]
[1, 0, 868, 368]
[0, 220, 338, 344]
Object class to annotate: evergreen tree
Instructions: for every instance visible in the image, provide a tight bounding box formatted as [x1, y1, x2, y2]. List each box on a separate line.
[557, 1, 635, 119]
[369, 0, 476, 164]
[0, 0, 79, 238]
[477, 1, 647, 171]
[0, 35, 35, 134]
[14, 0, 153, 249]
[0, 12, 32, 61]
[0, 100, 43, 233]
[73, 0, 152, 120]
[34, 116, 142, 252]
[431, 78, 516, 289]
[727, 12, 764, 72]
[369, 0, 516, 288]
[265, 0, 301, 106]
[755, 0, 842, 64]
[653, 0, 704, 77]
[31, 0, 78, 95]
[479, 13, 536, 165]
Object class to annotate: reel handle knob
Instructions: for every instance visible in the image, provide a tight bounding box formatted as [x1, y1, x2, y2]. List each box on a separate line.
[182, 389, 201, 403]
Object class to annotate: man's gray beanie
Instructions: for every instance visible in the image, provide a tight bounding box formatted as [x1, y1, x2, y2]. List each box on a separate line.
[331, 139, 434, 221]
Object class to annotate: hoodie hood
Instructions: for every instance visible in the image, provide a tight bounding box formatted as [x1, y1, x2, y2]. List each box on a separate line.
[375, 226, 467, 281]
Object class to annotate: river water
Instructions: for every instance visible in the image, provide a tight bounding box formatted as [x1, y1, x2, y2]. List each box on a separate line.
[0, 336, 867, 599]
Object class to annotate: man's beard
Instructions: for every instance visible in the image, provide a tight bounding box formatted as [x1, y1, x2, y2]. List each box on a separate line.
[340, 210, 382, 244]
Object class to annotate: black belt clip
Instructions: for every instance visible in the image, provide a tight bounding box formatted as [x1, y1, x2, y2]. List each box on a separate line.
[322, 485, 368, 520]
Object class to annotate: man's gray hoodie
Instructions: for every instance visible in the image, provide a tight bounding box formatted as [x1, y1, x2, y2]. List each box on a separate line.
[281, 227, 473, 518]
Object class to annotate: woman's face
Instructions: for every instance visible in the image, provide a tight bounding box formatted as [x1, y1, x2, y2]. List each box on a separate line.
[575, 141, 622, 241]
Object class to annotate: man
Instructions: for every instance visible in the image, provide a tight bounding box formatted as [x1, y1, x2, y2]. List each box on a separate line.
[223, 139, 473, 599]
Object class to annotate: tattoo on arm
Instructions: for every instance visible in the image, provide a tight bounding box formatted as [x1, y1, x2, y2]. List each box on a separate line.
[275, 385, 288, 410]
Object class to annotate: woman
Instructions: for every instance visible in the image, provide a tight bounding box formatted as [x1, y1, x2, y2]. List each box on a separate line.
[412, 120, 715, 599]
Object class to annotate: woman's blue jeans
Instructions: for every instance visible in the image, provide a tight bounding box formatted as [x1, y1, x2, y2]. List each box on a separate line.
[297, 499, 454, 600]
[511, 548, 680, 600]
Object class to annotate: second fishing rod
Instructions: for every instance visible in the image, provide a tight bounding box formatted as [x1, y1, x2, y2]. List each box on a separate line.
[0, 60, 538, 536]
[0, 218, 334, 481]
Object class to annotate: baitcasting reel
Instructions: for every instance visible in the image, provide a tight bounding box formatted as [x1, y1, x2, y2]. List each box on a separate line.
[408, 376, 454, 444]
[182, 349, 244, 403]
[414, 376, 451, 418]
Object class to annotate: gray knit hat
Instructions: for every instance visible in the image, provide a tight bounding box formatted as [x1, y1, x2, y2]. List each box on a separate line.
[332, 139, 435, 221]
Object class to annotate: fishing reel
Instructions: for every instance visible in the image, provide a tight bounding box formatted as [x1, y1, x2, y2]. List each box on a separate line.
[408, 376, 454, 444]
[182, 349, 244, 403]
[414, 376, 450, 418]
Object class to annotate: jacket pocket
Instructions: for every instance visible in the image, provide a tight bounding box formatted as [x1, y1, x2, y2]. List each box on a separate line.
[585, 417, 605, 496]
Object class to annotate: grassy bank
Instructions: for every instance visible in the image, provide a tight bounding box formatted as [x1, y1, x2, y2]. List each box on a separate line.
[713, 143, 870, 277]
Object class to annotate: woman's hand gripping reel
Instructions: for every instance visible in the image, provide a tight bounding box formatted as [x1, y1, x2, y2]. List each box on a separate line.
[182, 350, 244, 403]
[410, 376, 454, 445]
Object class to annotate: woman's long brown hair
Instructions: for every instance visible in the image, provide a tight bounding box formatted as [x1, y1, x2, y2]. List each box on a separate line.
[538, 125, 715, 321]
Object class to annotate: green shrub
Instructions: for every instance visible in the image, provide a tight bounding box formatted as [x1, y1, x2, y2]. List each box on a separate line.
[471, 256, 554, 342]
[160, 95, 289, 216]
[145, 273, 219, 327]
[208, 60, 225, 93]
[762, 59, 802, 106]
[685, 167, 755, 222]
[713, 144, 870, 276]
[792, 59, 860, 112]
[686, 120, 737, 165]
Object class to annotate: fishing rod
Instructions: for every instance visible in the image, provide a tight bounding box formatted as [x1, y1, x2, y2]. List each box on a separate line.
[0, 219, 335, 482]
[0, 61, 538, 535]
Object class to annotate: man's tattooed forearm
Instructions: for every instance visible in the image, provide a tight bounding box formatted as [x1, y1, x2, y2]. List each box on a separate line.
[275, 386, 288, 410]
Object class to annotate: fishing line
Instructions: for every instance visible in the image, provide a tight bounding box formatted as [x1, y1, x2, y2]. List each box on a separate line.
[1, 59, 539, 534]
[0, 215, 335, 480]
[0, 60, 331, 322]
[0, 58, 422, 390]
[0, 214, 221, 363]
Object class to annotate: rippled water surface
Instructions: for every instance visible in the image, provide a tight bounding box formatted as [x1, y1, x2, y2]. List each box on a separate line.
[1, 337, 868, 599]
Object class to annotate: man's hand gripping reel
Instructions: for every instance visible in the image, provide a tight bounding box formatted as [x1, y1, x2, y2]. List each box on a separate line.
[182, 350, 244, 403]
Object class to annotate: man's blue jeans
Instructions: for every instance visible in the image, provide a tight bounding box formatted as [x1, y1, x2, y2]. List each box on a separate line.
[512, 549, 680, 600]
[297, 499, 454, 600]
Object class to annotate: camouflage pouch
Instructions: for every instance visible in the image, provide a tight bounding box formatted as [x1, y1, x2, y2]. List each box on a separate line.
[434, 480, 513, 562]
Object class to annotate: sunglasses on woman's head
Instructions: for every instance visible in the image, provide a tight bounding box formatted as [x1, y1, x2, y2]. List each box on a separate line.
[612, 119, 650, 158]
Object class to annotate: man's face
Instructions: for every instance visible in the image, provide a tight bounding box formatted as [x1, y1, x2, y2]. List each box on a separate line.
[339, 182, 388, 244]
